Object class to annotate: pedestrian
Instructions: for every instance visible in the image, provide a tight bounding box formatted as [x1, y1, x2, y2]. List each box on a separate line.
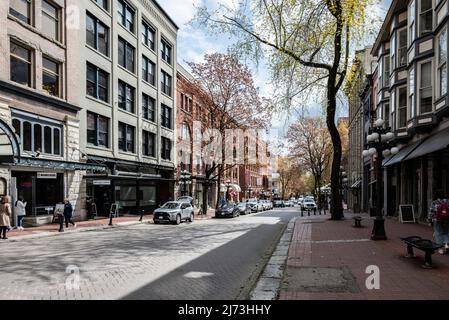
[14, 197, 27, 230]
[0, 196, 12, 239]
[63, 198, 76, 229]
[429, 190, 449, 254]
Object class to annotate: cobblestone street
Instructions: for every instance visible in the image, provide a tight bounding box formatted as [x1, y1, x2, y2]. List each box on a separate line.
[0, 209, 299, 300]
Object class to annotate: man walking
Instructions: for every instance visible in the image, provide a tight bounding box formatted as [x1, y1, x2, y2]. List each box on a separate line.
[63, 198, 76, 229]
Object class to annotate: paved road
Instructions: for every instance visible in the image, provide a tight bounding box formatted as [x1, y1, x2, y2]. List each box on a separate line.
[0, 207, 300, 300]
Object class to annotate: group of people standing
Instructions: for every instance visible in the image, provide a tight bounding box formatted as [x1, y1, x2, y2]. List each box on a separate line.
[0, 197, 76, 238]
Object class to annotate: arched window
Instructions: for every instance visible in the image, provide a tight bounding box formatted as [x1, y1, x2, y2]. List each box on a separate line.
[23, 121, 31, 151]
[34, 124, 42, 152]
[44, 126, 52, 154]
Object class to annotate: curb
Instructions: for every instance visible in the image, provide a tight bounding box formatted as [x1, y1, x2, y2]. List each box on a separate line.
[249, 216, 297, 300]
[4, 219, 152, 242]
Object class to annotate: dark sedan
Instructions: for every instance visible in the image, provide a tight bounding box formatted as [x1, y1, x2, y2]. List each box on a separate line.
[215, 203, 240, 218]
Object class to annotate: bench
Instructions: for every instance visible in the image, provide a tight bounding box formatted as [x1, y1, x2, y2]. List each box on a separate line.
[353, 216, 362, 228]
[400, 236, 443, 268]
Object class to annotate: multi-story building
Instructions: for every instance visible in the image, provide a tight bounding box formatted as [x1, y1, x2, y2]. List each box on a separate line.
[0, 0, 178, 223]
[0, 0, 99, 225]
[175, 63, 217, 208]
[345, 48, 374, 213]
[77, 0, 178, 217]
[370, 0, 449, 220]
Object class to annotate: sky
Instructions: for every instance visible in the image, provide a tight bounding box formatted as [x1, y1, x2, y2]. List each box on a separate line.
[161, 0, 391, 151]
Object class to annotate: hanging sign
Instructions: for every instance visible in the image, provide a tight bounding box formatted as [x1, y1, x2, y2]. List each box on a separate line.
[93, 180, 111, 186]
[37, 173, 57, 179]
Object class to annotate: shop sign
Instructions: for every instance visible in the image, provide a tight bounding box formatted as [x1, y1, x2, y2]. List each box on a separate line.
[93, 180, 111, 186]
[37, 173, 57, 179]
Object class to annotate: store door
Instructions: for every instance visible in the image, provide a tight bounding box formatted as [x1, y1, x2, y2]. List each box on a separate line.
[94, 185, 112, 216]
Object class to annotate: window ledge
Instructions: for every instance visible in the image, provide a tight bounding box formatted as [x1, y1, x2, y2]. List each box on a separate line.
[117, 23, 138, 41]
[86, 144, 112, 152]
[85, 44, 111, 62]
[142, 118, 157, 126]
[90, 0, 112, 16]
[86, 95, 111, 107]
[118, 108, 137, 118]
[117, 64, 137, 78]
[142, 79, 157, 90]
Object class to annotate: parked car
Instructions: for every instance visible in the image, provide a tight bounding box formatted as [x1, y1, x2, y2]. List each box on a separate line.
[153, 201, 194, 225]
[302, 198, 317, 212]
[261, 200, 271, 211]
[247, 199, 264, 212]
[237, 202, 251, 215]
[177, 196, 194, 205]
[273, 200, 284, 208]
[284, 200, 293, 207]
[266, 200, 274, 210]
[215, 203, 240, 218]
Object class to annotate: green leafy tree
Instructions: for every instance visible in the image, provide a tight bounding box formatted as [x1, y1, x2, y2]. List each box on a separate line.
[194, 0, 379, 219]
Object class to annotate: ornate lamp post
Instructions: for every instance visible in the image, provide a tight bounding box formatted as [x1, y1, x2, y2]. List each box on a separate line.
[179, 170, 192, 196]
[362, 118, 398, 241]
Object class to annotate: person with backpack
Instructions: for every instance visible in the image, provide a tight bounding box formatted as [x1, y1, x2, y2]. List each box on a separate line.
[429, 190, 449, 254]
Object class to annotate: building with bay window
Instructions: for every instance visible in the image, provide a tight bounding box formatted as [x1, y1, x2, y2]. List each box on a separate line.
[369, 0, 449, 221]
[0, 0, 178, 224]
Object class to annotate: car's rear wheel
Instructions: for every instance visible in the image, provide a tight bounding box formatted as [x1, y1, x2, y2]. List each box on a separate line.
[175, 215, 181, 225]
[189, 213, 194, 222]
[154, 220, 160, 224]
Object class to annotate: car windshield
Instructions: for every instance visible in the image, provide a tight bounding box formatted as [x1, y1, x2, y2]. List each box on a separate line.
[305, 200, 314, 203]
[161, 202, 180, 209]
[237, 203, 246, 207]
[220, 203, 234, 209]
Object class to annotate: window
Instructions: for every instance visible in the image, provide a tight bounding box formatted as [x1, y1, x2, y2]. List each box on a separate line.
[86, 62, 109, 102]
[42, 56, 60, 97]
[10, 41, 32, 87]
[161, 137, 171, 160]
[391, 90, 396, 131]
[9, 0, 32, 24]
[142, 21, 155, 50]
[409, 67, 415, 118]
[142, 130, 155, 157]
[118, 122, 135, 153]
[390, 32, 396, 71]
[181, 123, 190, 140]
[384, 103, 390, 128]
[87, 112, 109, 147]
[161, 70, 172, 96]
[438, 28, 447, 97]
[118, 0, 134, 33]
[398, 87, 407, 128]
[42, 0, 59, 40]
[161, 38, 172, 64]
[419, 61, 432, 114]
[86, 13, 109, 56]
[383, 55, 390, 88]
[378, 56, 383, 90]
[142, 93, 155, 121]
[94, 0, 108, 10]
[419, 0, 432, 36]
[12, 115, 62, 155]
[142, 56, 155, 85]
[118, 37, 135, 73]
[161, 104, 172, 129]
[398, 28, 407, 67]
[118, 81, 135, 113]
[409, 0, 415, 45]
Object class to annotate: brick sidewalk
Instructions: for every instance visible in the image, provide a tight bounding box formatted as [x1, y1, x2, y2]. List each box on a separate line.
[5, 209, 216, 239]
[279, 213, 449, 300]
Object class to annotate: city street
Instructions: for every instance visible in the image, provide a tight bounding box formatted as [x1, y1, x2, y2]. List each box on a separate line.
[0, 208, 300, 300]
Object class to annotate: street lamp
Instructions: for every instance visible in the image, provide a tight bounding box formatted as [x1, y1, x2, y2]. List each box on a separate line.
[179, 170, 192, 196]
[362, 118, 398, 240]
[247, 185, 253, 200]
[225, 180, 232, 201]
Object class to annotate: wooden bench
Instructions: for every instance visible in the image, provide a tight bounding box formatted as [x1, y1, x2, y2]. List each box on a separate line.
[353, 216, 362, 228]
[401, 236, 443, 268]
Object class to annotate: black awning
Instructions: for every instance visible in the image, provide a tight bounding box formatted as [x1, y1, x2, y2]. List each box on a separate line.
[384, 139, 424, 167]
[404, 128, 449, 161]
[10, 158, 108, 171]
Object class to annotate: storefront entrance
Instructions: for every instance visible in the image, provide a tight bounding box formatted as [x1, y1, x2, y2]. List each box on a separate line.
[12, 171, 64, 216]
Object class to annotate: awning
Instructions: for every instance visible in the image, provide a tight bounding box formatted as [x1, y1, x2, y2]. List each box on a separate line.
[350, 179, 362, 189]
[403, 127, 449, 162]
[220, 183, 242, 192]
[382, 155, 393, 166]
[384, 139, 424, 167]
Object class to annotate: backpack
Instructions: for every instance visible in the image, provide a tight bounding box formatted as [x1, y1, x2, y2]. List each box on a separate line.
[436, 201, 449, 221]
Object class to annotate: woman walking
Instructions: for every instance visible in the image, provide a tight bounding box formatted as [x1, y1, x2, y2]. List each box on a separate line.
[429, 190, 449, 254]
[15, 197, 27, 230]
[0, 196, 12, 239]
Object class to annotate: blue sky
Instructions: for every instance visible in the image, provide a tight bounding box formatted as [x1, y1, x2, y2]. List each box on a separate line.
[162, 0, 391, 147]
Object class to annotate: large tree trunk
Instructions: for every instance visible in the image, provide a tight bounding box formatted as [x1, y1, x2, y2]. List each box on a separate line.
[216, 165, 222, 209]
[327, 78, 343, 220]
